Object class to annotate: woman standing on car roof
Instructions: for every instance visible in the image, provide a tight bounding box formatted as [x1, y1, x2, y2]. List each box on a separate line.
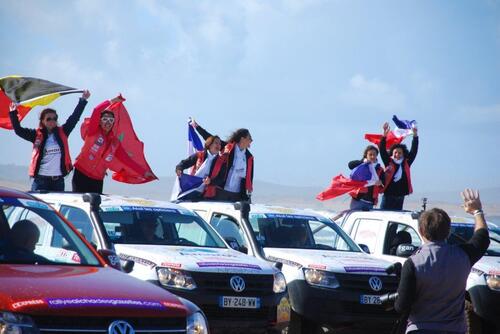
[192, 121, 254, 202]
[174, 131, 224, 201]
[378, 122, 418, 210]
[348, 145, 384, 210]
[8, 90, 90, 191]
[72, 94, 148, 194]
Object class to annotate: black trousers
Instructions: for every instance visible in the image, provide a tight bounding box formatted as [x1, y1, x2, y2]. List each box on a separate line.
[72, 168, 104, 194]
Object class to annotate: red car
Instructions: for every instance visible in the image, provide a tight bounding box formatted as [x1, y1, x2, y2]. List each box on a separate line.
[0, 187, 208, 334]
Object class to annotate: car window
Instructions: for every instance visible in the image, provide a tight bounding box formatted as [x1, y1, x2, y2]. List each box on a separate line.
[249, 213, 360, 252]
[210, 213, 248, 249]
[0, 197, 100, 266]
[99, 206, 226, 248]
[384, 222, 421, 255]
[449, 223, 500, 256]
[352, 218, 380, 253]
[59, 205, 96, 245]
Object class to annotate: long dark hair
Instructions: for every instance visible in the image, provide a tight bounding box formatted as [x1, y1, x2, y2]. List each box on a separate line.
[389, 143, 409, 158]
[362, 145, 379, 159]
[227, 128, 250, 144]
[39, 108, 57, 128]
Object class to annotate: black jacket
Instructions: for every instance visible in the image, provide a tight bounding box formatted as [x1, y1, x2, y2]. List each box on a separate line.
[9, 98, 88, 176]
[379, 136, 418, 196]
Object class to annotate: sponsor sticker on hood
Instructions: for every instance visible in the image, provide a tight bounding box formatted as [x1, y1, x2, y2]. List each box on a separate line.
[46, 298, 167, 309]
[196, 262, 262, 270]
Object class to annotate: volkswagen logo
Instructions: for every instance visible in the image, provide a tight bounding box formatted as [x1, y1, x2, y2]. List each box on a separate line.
[108, 320, 135, 334]
[230, 275, 246, 292]
[368, 276, 383, 292]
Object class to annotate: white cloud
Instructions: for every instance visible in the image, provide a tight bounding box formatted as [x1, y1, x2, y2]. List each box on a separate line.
[339, 74, 406, 112]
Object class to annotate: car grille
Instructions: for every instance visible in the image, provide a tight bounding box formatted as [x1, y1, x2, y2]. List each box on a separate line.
[335, 273, 399, 293]
[190, 272, 274, 296]
[32, 316, 186, 333]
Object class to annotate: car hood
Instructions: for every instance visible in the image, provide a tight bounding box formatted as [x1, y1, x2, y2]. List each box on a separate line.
[0, 264, 187, 317]
[264, 248, 393, 274]
[115, 244, 275, 274]
[473, 256, 500, 276]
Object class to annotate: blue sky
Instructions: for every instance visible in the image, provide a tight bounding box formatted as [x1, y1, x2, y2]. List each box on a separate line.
[1, 0, 499, 193]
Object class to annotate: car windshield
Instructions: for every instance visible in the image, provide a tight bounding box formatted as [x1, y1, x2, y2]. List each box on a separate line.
[448, 223, 500, 256]
[99, 206, 226, 248]
[0, 196, 101, 266]
[249, 213, 361, 252]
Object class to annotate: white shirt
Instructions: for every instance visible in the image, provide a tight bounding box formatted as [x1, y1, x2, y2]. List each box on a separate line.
[38, 133, 62, 176]
[224, 145, 247, 193]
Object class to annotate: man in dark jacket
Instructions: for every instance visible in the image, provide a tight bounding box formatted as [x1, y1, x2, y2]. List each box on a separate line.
[395, 189, 490, 333]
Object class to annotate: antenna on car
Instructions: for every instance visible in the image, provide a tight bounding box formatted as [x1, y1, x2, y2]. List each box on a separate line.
[82, 193, 101, 209]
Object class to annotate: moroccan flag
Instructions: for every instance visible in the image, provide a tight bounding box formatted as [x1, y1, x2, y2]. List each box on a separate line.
[104, 102, 158, 184]
[316, 175, 368, 201]
[0, 76, 83, 129]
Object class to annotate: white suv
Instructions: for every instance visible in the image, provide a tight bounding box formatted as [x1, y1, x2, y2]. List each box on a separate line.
[335, 210, 500, 334]
[179, 201, 399, 333]
[34, 192, 289, 334]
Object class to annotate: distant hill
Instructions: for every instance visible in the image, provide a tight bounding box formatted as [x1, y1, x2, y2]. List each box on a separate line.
[1, 164, 498, 219]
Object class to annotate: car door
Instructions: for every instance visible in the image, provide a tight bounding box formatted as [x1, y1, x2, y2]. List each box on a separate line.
[209, 212, 251, 255]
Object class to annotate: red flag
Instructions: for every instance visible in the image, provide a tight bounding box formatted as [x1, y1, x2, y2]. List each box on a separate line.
[0, 90, 30, 129]
[316, 174, 367, 201]
[364, 131, 404, 148]
[104, 102, 157, 184]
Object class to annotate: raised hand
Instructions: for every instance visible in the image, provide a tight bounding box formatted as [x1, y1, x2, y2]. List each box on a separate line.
[82, 90, 91, 100]
[383, 122, 390, 136]
[461, 189, 482, 214]
[9, 102, 18, 112]
[110, 94, 126, 104]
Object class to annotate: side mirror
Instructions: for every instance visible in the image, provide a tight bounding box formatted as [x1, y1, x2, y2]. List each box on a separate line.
[359, 243, 370, 254]
[396, 243, 418, 258]
[121, 260, 135, 273]
[97, 249, 122, 271]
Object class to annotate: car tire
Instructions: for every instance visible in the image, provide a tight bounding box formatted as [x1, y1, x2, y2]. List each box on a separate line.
[465, 300, 482, 334]
[288, 309, 320, 334]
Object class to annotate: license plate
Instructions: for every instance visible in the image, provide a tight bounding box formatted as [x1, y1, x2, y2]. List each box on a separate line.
[360, 295, 382, 305]
[219, 296, 260, 309]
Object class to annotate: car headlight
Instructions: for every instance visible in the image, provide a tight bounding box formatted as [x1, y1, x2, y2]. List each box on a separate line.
[157, 267, 197, 290]
[303, 268, 339, 289]
[0, 311, 38, 334]
[187, 311, 208, 334]
[273, 272, 287, 293]
[485, 274, 500, 291]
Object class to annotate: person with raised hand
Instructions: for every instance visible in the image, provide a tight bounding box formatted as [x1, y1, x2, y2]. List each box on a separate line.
[9, 90, 90, 191]
[394, 189, 489, 333]
[379, 122, 418, 210]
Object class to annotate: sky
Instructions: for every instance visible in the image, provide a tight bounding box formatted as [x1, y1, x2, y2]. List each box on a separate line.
[1, 0, 499, 193]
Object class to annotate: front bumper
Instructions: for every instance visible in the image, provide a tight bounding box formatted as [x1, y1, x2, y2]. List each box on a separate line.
[150, 280, 289, 333]
[468, 284, 500, 326]
[287, 279, 398, 330]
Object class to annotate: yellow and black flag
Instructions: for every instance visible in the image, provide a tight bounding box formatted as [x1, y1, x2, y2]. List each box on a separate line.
[0, 76, 83, 129]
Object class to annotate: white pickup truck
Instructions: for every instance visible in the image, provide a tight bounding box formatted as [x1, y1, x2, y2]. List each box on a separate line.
[35, 192, 290, 334]
[180, 201, 399, 333]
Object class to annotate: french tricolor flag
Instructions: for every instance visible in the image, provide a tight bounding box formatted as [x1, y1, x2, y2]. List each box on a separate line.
[365, 115, 416, 148]
[316, 163, 376, 201]
[187, 118, 204, 155]
[170, 119, 205, 201]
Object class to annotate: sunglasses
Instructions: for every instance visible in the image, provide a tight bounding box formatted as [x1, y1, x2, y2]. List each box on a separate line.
[101, 117, 115, 124]
[45, 116, 58, 122]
